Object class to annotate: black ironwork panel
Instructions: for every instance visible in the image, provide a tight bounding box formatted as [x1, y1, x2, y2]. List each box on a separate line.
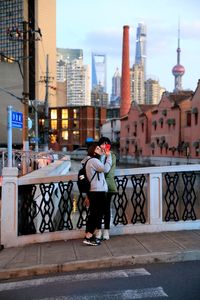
[164, 172, 179, 221]
[57, 181, 74, 230]
[18, 184, 38, 235]
[76, 193, 90, 228]
[130, 174, 146, 224]
[39, 183, 55, 233]
[113, 176, 128, 225]
[182, 172, 197, 221]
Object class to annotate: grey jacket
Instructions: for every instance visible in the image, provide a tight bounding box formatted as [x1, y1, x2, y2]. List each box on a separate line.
[81, 154, 112, 192]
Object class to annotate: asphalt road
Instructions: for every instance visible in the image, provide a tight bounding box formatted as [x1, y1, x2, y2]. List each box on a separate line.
[0, 261, 200, 300]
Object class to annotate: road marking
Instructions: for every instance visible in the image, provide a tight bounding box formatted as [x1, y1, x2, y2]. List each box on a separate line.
[0, 268, 150, 291]
[36, 287, 168, 299]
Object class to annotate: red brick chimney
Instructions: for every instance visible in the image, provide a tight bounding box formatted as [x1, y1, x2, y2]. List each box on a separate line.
[120, 25, 131, 118]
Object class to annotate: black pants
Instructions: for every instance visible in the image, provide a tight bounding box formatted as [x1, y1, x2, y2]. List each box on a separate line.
[97, 193, 114, 230]
[86, 192, 106, 234]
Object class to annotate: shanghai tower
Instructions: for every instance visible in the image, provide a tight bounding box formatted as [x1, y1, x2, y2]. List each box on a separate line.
[135, 22, 147, 79]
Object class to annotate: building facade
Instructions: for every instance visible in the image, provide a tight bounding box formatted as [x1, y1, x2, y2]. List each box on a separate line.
[56, 53, 67, 82]
[57, 48, 83, 62]
[66, 58, 91, 106]
[120, 83, 200, 162]
[0, 0, 57, 147]
[91, 84, 108, 107]
[145, 78, 165, 105]
[131, 63, 145, 104]
[49, 106, 107, 151]
[110, 68, 121, 103]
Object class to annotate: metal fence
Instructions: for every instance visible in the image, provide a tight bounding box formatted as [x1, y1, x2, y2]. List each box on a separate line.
[0, 149, 66, 176]
[2, 162, 200, 248]
[17, 170, 200, 236]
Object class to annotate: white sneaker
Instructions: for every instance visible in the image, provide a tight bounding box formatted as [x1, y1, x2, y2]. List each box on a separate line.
[103, 229, 110, 240]
[95, 229, 102, 239]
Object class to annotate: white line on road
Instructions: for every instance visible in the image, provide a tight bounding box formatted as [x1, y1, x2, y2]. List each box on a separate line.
[35, 287, 168, 299]
[0, 268, 150, 292]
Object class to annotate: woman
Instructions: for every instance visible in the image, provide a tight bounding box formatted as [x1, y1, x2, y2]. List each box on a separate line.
[96, 137, 117, 240]
[82, 142, 112, 246]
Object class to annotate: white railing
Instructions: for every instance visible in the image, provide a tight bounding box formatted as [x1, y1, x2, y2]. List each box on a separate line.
[1, 162, 200, 248]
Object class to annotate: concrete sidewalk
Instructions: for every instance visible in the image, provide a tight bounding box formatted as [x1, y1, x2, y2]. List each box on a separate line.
[0, 230, 200, 281]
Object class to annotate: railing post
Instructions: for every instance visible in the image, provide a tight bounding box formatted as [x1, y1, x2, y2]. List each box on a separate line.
[1, 167, 18, 248]
[148, 172, 163, 224]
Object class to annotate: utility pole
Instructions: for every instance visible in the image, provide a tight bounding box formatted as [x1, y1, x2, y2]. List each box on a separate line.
[34, 100, 39, 152]
[22, 20, 29, 151]
[40, 54, 54, 151]
[6, 19, 42, 152]
[44, 54, 49, 151]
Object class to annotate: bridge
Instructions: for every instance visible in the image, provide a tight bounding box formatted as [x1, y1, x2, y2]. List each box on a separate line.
[1, 155, 200, 248]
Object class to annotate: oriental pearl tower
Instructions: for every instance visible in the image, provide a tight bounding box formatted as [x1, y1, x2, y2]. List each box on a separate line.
[172, 24, 185, 92]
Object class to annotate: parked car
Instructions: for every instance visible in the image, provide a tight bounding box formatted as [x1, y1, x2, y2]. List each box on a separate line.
[71, 147, 88, 160]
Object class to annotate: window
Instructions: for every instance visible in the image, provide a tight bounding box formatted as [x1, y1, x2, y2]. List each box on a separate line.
[192, 107, 198, 125]
[51, 109, 57, 119]
[195, 113, 198, 125]
[62, 130, 68, 141]
[73, 130, 79, 142]
[73, 108, 79, 119]
[62, 109, 68, 119]
[51, 120, 57, 129]
[73, 120, 79, 128]
[186, 112, 191, 127]
[39, 118, 44, 126]
[159, 118, 163, 128]
[62, 120, 68, 129]
[134, 124, 137, 135]
[152, 120, 157, 130]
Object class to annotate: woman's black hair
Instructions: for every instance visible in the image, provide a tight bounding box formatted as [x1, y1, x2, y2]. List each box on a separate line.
[98, 136, 111, 146]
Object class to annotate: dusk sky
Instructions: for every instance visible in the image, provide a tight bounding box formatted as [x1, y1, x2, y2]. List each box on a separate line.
[56, 0, 200, 96]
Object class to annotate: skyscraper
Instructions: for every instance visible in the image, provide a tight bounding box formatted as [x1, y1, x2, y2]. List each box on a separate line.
[56, 48, 91, 106]
[66, 58, 91, 106]
[92, 53, 107, 92]
[135, 22, 147, 79]
[57, 48, 83, 61]
[56, 53, 67, 82]
[0, 0, 23, 60]
[91, 84, 108, 107]
[110, 68, 121, 104]
[132, 22, 147, 104]
[145, 78, 165, 105]
[131, 64, 145, 104]
[56, 49, 83, 82]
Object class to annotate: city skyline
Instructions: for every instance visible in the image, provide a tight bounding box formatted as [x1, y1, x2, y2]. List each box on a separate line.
[56, 0, 200, 96]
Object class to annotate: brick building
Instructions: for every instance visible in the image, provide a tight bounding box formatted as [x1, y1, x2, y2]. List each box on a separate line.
[49, 106, 106, 151]
[120, 80, 200, 161]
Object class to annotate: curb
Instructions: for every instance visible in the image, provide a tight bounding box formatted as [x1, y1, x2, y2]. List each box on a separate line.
[0, 250, 200, 281]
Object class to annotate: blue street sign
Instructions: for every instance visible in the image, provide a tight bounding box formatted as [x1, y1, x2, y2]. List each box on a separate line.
[30, 137, 40, 143]
[12, 111, 23, 128]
